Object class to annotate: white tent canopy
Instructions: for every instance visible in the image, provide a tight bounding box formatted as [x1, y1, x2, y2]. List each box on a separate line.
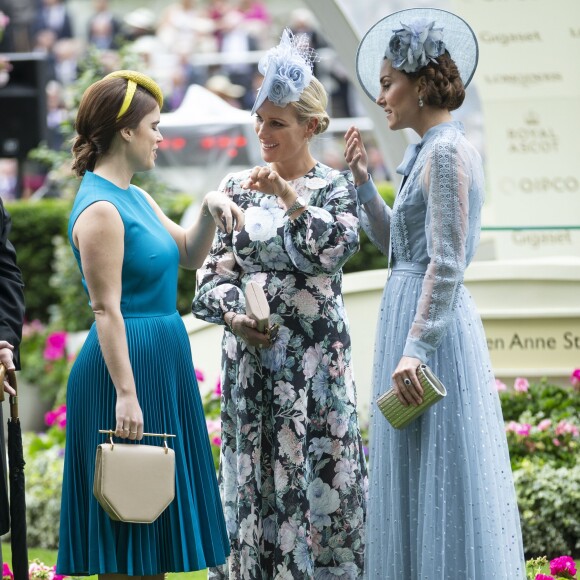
[160, 84, 254, 127]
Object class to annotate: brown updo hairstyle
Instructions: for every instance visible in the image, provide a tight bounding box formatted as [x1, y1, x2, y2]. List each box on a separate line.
[405, 51, 465, 111]
[290, 76, 330, 136]
[71, 77, 159, 177]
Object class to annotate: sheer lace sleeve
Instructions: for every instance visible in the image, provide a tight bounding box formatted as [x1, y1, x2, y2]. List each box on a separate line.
[355, 176, 391, 257]
[284, 171, 360, 275]
[191, 175, 245, 325]
[403, 138, 470, 362]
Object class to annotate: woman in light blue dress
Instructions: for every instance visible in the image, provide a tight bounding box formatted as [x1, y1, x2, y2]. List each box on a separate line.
[344, 8, 526, 579]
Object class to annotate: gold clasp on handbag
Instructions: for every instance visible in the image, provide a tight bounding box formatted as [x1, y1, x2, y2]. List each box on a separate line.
[266, 323, 279, 344]
[98, 429, 176, 452]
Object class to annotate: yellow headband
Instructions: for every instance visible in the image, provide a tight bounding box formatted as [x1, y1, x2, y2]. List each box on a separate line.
[104, 70, 164, 119]
[117, 79, 137, 118]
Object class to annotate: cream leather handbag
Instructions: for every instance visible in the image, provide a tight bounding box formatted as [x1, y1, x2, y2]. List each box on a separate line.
[93, 430, 176, 524]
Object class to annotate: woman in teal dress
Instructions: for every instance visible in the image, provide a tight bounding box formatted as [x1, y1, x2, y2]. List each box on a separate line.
[344, 8, 525, 579]
[56, 70, 243, 577]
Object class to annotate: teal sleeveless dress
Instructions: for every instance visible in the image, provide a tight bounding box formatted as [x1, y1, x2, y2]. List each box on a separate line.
[56, 171, 230, 576]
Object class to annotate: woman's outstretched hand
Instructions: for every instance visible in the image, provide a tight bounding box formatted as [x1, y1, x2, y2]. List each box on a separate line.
[242, 166, 290, 199]
[204, 191, 245, 234]
[344, 126, 369, 187]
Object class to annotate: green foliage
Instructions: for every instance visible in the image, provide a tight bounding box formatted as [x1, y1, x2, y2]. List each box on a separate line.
[17, 323, 72, 404]
[49, 234, 93, 331]
[200, 375, 222, 472]
[525, 556, 550, 579]
[506, 421, 579, 471]
[514, 460, 580, 559]
[5, 199, 70, 323]
[344, 180, 395, 275]
[501, 378, 580, 425]
[499, 379, 580, 558]
[1, 543, 208, 579]
[23, 434, 65, 550]
[500, 380, 580, 470]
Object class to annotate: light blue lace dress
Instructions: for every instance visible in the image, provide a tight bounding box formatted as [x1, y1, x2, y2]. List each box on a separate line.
[358, 122, 525, 579]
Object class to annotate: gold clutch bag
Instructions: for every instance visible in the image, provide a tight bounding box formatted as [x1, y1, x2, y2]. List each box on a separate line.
[376, 364, 447, 430]
[93, 430, 176, 524]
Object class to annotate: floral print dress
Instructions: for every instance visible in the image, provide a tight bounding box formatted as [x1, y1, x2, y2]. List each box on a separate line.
[192, 162, 368, 580]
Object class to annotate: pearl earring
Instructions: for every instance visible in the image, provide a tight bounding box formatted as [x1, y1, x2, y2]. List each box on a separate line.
[418, 97, 424, 108]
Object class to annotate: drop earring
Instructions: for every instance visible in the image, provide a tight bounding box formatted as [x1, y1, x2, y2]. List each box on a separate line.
[418, 97, 424, 108]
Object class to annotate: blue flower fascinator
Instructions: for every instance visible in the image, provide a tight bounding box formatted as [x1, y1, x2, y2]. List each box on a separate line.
[356, 8, 478, 102]
[385, 18, 446, 73]
[251, 28, 319, 116]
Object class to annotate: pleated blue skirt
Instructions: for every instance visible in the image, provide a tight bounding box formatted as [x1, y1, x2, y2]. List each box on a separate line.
[56, 312, 230, 576]
[364, 265, 525, 579]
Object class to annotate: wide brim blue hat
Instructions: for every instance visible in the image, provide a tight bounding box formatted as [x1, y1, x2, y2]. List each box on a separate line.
[356, 7, 478, 102]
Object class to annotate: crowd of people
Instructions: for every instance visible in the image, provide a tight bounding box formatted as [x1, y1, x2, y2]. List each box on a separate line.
[0, 0, 363, 202]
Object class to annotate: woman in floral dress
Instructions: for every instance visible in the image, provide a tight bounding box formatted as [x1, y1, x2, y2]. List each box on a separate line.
[192, 29, 368, 580]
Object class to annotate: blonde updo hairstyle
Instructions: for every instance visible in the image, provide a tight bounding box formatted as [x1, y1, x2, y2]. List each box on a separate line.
[290, 76, 330, 135]
[71, 76, 159, 177]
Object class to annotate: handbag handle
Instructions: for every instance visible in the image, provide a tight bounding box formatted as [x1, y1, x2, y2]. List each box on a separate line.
[98, 429, 176, 453]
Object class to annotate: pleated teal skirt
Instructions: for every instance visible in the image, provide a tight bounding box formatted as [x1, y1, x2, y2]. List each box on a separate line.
[56, 313, 230, 575]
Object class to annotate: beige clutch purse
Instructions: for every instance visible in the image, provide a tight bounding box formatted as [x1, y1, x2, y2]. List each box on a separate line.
[93, 430, 176, 524]
[244, 280, 270, 332]
[376, 364, 447, 430]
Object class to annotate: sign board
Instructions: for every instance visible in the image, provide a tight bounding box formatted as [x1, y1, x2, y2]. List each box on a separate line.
[451, 0, 580, 259]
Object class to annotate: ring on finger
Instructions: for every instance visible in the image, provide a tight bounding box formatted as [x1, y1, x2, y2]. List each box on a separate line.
[403, 378, 412, 386]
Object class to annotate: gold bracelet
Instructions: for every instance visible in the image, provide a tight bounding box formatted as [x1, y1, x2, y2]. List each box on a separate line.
[226, 312, 239, 331]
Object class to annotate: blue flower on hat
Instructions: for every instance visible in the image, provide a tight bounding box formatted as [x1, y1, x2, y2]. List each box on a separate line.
[385, 18, 446, 73]
[251, 28, 318, 114]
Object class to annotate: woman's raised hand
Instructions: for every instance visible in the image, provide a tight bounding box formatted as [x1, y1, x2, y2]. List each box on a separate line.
[242, 166, 289, 198]
[204, 191, 245, 234]
[344, 126, 369, 187]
